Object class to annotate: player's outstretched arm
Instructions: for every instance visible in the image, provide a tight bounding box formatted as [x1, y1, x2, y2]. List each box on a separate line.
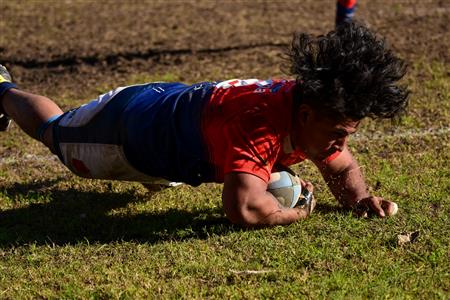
[313, 146, 398, 217]
[222, 172, 309, 228]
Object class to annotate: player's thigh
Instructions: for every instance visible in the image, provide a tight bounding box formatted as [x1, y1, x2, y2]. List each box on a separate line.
[51, 85, 164, 182]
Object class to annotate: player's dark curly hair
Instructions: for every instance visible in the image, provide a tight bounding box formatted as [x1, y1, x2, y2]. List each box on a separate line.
[286, 22, 409, 120]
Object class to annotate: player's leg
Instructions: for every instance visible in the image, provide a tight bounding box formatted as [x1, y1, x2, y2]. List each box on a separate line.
[0, 64, 62, 151]
[336, 0, 357, 26]
[1, 66, 180, 186]
[50, 84, 173, 183]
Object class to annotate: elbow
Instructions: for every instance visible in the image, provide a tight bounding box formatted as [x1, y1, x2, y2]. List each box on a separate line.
[224, 203, 261, 228]
[223, 201, 301, 228]
[222, 190, 258, 227]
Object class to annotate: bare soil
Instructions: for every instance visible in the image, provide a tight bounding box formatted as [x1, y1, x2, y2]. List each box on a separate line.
[1, 0, 449, 101]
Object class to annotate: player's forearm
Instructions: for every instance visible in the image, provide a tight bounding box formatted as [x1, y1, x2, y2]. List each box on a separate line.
[325, 162, 370, 208]
[224, 192, 308, 227]
[223, 172, 310, 228]
[249, 192, 309, 226]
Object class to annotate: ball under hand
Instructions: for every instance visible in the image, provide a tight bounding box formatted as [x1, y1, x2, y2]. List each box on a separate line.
[267, 171, 302, 208]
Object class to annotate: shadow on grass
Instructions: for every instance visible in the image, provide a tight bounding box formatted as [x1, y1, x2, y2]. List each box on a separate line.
[314, 202, 348, 215]
[0, 180, 235, 247]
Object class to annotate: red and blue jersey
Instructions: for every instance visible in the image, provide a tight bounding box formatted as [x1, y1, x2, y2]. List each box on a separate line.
[122, 79, 334, 186]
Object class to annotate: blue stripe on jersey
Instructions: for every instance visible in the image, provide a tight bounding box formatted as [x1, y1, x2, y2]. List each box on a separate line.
[122, 82, 216, 186]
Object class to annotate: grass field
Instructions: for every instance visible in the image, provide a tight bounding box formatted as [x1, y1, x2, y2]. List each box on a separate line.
[1, 1, 449, 299]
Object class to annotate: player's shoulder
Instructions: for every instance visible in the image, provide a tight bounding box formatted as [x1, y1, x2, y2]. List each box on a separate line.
[214, 78, 294, 91]
[211, 78, 296, 103]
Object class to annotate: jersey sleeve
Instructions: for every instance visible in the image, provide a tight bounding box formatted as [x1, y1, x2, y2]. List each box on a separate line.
[222, 109, 281, 183]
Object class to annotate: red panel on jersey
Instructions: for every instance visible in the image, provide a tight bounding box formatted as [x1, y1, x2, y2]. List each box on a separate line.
[202, 79, 294, 182]
[201, 79, 340, 183]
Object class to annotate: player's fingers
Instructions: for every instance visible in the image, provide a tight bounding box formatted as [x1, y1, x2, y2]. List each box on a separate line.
[309, 194, 316, 213]
[353, 209, 368, 218]
[295, 180, 315, 215]
[303, 181, 314, 192]
[302, 182, 315, 215]
[367, 197, 385, 217]
[295, 194, 316, 216]
[381, 199, 399, 216]
[353, 201, 369, 218]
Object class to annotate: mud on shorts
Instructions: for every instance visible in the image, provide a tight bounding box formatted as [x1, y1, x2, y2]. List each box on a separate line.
[50, 84, 179, 186]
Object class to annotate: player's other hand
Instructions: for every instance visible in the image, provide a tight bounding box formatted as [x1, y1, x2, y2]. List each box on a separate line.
[299, 178, 314, 193]
[354, 196, 398, 218]
[297, 179, 315, 215]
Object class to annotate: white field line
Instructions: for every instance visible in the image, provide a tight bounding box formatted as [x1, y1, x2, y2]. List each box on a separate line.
[0, 127, 449, 167]
[230, 269, 274, 275]
[352, 126, 450, 142]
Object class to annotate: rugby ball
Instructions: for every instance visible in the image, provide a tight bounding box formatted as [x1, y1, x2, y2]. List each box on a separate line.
[267, 171, 302, 208]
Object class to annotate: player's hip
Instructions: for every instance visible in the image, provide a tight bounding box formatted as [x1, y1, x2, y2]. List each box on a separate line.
[50, 83, 173, 183]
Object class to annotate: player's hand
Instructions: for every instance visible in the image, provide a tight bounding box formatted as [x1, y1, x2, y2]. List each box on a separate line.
[299, 179, 314, 193]
[353, 196, 398, 218]
[298, 179, 316, 215]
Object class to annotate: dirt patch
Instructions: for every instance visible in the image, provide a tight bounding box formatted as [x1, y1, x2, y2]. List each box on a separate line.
[0, 0, 448, 97]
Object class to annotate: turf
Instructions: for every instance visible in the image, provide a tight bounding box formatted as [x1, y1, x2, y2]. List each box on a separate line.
[1, 60, 449, 299]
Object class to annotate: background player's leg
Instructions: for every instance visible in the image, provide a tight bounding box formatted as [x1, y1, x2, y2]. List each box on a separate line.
[0, 88, 63, 149]
[336, 0, 357, 26]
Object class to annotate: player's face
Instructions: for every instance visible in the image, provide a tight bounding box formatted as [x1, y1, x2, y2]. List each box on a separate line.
[292, 106, 360, 161]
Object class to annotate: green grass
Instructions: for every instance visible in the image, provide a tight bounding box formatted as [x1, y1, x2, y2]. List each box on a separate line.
[1, 56, 449, 298]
